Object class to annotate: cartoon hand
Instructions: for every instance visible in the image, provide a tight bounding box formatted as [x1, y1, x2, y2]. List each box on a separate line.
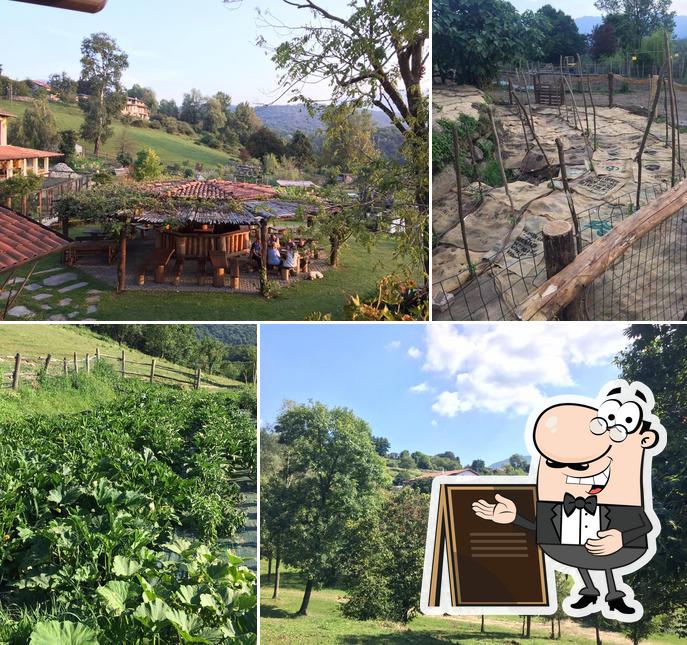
[472, 494, 517, 524]
[585, 529, 623, 556]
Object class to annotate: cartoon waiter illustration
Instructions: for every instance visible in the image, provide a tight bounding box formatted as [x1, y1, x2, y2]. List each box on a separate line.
[470, 380, 665, 621]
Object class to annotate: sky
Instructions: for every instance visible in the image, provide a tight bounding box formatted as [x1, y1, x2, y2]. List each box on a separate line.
[510, 0, 687, 19]
[0, 0, 350, 105]
[260, 323, 632, 467]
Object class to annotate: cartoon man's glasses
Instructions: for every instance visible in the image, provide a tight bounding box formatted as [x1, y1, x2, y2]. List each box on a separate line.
[588, 400, 643, 443]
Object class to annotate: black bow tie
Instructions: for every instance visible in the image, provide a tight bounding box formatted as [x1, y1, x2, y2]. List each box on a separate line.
[563, 493, 598, 517]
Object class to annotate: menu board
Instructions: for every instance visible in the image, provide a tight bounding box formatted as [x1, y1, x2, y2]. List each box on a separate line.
[425, 483, 549, 609]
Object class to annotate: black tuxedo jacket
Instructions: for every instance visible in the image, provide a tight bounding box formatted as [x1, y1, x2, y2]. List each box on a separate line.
[514, 502, 652, 549]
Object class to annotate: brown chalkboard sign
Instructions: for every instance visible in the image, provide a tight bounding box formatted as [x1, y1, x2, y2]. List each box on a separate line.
[426, 483, 549, 608]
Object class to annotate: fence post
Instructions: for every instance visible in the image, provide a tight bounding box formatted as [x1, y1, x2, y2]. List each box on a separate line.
[542, 221, 583, 320]
[150, 358, 156, 384]
[608, 72, 614, 108]
[73, 352, 78, 374]
[63, 357, 68, 376]
[85, 353, 90, 374]
[96, 347, 100, 361]
[121, 350, 126, 378]
[44, 354, 52, 372]
[12, 353, 21, 390]
[195, 368, 201, 390]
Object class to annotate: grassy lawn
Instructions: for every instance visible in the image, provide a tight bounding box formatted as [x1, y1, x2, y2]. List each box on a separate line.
[261, 565, 682, 645]
[0, 99, 235, 168]
[89, 237, 400, 321]
[0, 325, 242, 418]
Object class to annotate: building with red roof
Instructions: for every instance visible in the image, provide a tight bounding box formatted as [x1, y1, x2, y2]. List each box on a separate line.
[0, 110, 62, 181]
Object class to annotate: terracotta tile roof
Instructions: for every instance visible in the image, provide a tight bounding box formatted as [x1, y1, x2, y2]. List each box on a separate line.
[0, 110, 16, 118]
[0, 146, 63, 161]
[0, 207, 71, 273]
[148, 180, 276, 202]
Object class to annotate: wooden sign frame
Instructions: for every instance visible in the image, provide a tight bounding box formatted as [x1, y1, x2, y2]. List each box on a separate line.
[421, 476, 556, 616]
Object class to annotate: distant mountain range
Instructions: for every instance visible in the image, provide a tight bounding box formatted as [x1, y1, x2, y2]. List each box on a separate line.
[253, 104, 391, 138]
[575, 15, 687, 38]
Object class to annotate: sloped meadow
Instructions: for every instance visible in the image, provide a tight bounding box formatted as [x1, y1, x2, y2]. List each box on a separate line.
[0, 371, 257, 644]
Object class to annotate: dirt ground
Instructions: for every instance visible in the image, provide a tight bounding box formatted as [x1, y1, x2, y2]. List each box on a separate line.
[433, 81, 683, 320]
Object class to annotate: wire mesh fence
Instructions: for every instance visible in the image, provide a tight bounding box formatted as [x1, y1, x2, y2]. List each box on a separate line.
[433, 184, 670, 321]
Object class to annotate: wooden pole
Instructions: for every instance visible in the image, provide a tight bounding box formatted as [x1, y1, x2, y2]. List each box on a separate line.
[150, 358, 156, 384]
[636, 73, 664, 209]
[12, 353, 21, 390]
[665, 74, 670, 147]
[121, 350, 125, 378]
[44, 354, 52, 372]
[666, 32, 678, 186]
[555, 138, 582, 253]
[519, 68, 535, 129]
[577, 55, 590, 135]
[117, 226, 127, 293]
[85, 353, 90, 374]
[512, 92, 551, 167]
[195, 367, 201, 390]
[73, 352, 78, 374]
[562, 74, 594, 168]
[96, 347, 101, 361]
[488, 106, 515, 212]
[63, 357, 68, 376]
[451, 126, 476, 278]
[608, 72, 614, 108]
[508, 78, 513, 105]
[543, 220, 577, 278]
[586, 73, 598, 150]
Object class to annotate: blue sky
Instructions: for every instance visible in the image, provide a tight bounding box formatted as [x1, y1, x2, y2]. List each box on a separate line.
[510, 0, 687, 19]
[1, 0, 346, 104]
[260, 323, 630, 467]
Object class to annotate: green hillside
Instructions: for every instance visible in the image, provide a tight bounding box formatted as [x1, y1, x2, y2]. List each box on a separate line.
[0, 99, 235, 168]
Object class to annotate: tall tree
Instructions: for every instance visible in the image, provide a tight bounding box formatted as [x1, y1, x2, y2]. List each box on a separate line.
[79, 33, 129, 156]
[616, 325, 687, 643]
[180, 89, 205, 127]
[286, 130, 314, 167]
[158, 99, 180, 119]
[229, 102, 262, 145]
[321, 105, 378, 172]
[11, 98, 58, 150]
[594, 0, 675, 48]
[590, 20, 619, 59]
[267, 402, 388, 616]
[528, 5, 587, 64]
[245, 126, 285, 160]
[268, 0, 429, 277]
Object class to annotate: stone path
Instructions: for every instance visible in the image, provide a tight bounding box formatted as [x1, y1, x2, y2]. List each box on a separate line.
[4, 270, 103, 321]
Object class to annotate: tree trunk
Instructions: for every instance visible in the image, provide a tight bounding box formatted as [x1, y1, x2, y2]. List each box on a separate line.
[551, 618, 555, 639]
[526, 616, 532, 638]
[595, 615, 603, 645]
[557, 617, 561, 639]
[296, 578, 314, 616]
[481, 615, 485, 633]
[272, 553, 281, 600]
[117, 227, 127, 293]
[266, 554, 272, 583]
[329, 236, 339, 267]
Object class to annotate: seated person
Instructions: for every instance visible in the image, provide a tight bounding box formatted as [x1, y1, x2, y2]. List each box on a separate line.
[267, 242, 282, 270]
[250, 239, 262, 270]
[269, 234, 281, 250]
[282, 243, 297, 271]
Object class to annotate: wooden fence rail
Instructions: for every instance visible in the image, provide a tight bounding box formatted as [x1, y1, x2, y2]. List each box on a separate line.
[517, 180, 687, 320]
[0, 348, 239, 392]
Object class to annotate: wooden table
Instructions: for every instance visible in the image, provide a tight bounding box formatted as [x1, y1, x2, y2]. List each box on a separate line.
[210, 250, 242, 289]
[66, 240, 118, 265]
[138, 247, 175, 285]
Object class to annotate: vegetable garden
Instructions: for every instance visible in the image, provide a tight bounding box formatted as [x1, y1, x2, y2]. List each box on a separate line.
[0, 365, 257, 644]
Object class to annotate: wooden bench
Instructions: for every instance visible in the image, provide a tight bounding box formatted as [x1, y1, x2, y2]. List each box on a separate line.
[210, 251, 242, 289]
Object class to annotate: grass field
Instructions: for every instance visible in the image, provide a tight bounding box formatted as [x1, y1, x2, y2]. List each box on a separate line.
[0, 324, 243, 418]
[8, 237, 402, 321]
[260, 565, 683, 645]
[0, 98, 235, 168]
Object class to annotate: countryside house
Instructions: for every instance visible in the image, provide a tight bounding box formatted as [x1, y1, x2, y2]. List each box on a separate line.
[0, 110, 62, 180]
[122, 97, 150, 120]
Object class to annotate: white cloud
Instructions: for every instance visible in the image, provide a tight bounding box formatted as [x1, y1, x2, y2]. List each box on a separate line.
[385, 340, 401, 351]
[408, 346, 422, 359]
[431, 420, 438, 427]
[424, 324, 628, 417]
[410, 382, 430, 393]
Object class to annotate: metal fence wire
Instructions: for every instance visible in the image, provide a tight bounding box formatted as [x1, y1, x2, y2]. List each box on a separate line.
[433, 184, 671, 321]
